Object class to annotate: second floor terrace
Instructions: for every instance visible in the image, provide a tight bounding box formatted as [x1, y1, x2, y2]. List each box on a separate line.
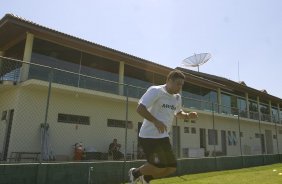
[1, 56, 282, 125]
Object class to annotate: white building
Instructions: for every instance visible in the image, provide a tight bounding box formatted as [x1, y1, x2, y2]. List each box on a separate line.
[0, 14, 281, 162]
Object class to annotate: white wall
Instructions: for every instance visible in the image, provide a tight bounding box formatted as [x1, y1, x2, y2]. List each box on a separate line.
[2, 80, 282, 160]
[0, 87, 20, 154]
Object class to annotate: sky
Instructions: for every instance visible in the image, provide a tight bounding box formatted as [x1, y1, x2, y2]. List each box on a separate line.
[1, 0, 282, 98]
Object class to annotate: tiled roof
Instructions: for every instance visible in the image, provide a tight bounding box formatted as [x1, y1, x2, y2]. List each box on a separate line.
[1, 13, 170, 70]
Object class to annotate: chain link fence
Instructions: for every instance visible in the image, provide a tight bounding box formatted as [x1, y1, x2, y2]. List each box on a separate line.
[0, 56, 282, 183]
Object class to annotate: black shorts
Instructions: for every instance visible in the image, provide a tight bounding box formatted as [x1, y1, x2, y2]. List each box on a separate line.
[139, 137, 177, 168]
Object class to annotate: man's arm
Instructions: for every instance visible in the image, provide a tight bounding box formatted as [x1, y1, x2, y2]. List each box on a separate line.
[176, 110, 198, 120]
[136, 103, 167, 133]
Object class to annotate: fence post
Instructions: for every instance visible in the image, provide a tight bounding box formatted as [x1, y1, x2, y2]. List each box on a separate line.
[41, 68, 53, 162]
[212, 102, 217, 170]
[237, 110, 244, 167]
[122, 84, 129, 183]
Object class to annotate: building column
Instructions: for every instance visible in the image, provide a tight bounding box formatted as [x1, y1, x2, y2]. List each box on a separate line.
[118, 61, 124, 96]
[245, 92, 250, 118]
[0, 51, 4, 74]
[0, 51, 4, 57]
[217, 88, 221, 113]
[269, 100, 272, 122]
[20, 32, 34, 82]
[277, 104, 281, 124]
[257, 96, 261, 121]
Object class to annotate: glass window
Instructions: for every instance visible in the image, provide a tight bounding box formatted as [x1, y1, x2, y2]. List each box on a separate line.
[124, 65, 153, 86]
[221, 93, 231, 114]
[58, 113, 90, 125]
[271, 106, 279, 123]
[237, 98, 247, 118]
[182, 83, 216, 111]
[202, 88, 217, 111]
[4, 40, 25, 60]
[32, 38, 81, 72]
[182, 83, 202, 100]
[0, 57, 21, 81]
[191, 127, 196, 134]
[260, 103, 270, 122]
[30, 38, 120, 94]
[80, 52, 119, 94]
[153, 73, 166, 85]
[208, 129, 218, 145]
[280, 110, 282, 124]
[107, 119, 133, 129]
[80, 52, 119, 80]
[231, 96, 238, 115]
[124, 65, 153, 98]
[249, 100, 259, 120]
[182, 91, 202, 110]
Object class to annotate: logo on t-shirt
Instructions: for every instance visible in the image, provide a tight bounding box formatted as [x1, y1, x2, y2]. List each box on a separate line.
[161, 104, 176, 110]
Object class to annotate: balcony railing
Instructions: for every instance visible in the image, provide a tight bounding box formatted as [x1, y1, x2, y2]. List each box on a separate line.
[1, 56, 281, 124]
[0, 57, 21, 81]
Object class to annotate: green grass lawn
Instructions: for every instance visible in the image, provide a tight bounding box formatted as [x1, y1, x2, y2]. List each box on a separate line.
[152, 163, 282, 184]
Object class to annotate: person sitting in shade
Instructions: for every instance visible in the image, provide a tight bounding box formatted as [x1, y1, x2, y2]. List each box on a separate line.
[108, 138, 123, 160]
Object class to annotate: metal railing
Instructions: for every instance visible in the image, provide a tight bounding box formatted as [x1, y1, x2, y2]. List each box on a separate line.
[1, 56, 282, 184]
[0, 56, 281, 164]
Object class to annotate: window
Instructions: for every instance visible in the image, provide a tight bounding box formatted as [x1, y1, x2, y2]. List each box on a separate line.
[184, 127, 189, 133]
[280, 111, 282, 124]
[107, 119, 133, 129]
[271, 106, 279, 123]
[58, 113, 90, 125]
[184, 119, 189, 123]
[124, 65, 153, 88]
[255, 133, 261, 138]
[154, 73, 166, 85]
[208, 129, 218, 145]
[182, 83, 217, 111]
[221, 93, 231, 114]
[228, 131, 232, 145]
[237, 98, 247, 118]
[183, 119, 196, 123]
[227, 131, 237, 145]
[260, 103, 270, 122]
[191, 127, 196, 134]
[232, 131, 237, 145]
[1, 111, 7, 121]
[249, 100, 259, 120]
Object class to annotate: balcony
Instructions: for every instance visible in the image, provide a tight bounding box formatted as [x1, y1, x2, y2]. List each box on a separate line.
[0, 56, 281, 124]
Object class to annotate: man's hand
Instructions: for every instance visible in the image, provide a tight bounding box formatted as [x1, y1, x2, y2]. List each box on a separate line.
[153, 120, 167, 133]
[187, 112, 198, 119]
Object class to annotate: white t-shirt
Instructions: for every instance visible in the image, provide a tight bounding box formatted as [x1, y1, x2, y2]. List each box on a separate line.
[138, 85, 182, 138]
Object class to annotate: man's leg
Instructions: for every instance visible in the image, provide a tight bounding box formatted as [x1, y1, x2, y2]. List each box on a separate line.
[131, 163, 176, 183]
[139, 163, 176, 178]
[130, 137, 176, 183]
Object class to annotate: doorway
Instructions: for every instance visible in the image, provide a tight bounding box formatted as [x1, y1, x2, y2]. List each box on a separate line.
[221, 130, 227, 155]
[1, 109, 14, 161]
[260, 134, 266, 154]
[265, 130, 273, 154]
[172, 126, 180, 158]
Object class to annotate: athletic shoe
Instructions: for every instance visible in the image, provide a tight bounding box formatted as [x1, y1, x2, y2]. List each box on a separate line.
[139, 175, 150, 184]
[128, 168, 139, 184]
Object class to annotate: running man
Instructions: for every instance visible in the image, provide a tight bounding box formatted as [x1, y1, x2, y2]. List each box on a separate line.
[129, 69, 198, 183]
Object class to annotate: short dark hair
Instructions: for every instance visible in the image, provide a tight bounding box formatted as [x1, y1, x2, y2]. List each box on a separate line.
[167, 70, 185, 81]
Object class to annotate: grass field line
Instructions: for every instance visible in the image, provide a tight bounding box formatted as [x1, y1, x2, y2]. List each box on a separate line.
[152, 163, 282, 184]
